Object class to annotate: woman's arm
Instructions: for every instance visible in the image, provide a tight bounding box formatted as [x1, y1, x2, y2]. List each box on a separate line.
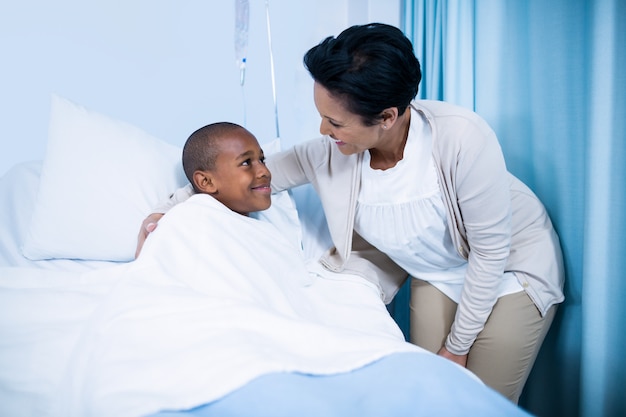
[135, 184, 195, 258]
[135, 213, 163, 258]
[437, 116, 512, 356]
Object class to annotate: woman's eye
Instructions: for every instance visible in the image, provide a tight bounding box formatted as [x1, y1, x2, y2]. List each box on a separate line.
[260, 156, 266, 164]
[242, 159, 251, 166]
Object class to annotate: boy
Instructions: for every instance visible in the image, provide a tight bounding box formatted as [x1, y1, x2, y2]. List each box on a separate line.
[182, 121, 272, 216]
[136, 122, 272, 257]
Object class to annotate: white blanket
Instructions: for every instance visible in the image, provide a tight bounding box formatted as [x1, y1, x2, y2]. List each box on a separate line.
[55, 194, 422, 417]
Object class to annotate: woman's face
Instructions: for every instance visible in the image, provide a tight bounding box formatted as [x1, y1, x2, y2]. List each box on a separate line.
[313, 82, 382, 156]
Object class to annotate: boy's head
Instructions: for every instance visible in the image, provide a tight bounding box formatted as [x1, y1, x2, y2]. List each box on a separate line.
[182, 122, 272, 215]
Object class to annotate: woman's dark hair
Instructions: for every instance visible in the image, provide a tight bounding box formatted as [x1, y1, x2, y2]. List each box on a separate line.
[304, 23, 421, 126]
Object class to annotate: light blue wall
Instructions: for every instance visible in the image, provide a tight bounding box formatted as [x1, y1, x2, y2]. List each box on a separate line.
[0, 0, 400, 176]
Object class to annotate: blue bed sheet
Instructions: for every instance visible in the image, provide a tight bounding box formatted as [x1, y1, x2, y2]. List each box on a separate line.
[151, 352, 532, 417]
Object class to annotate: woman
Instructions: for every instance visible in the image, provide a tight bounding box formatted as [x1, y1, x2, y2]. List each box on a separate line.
[137, 23, 564, 403]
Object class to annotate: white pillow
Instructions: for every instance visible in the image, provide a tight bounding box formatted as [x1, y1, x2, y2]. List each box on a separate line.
[22, 95, 189, 261]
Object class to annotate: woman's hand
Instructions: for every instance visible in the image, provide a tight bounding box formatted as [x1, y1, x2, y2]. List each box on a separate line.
[437, 346, 468, 368]
[135, 213, 164, 259]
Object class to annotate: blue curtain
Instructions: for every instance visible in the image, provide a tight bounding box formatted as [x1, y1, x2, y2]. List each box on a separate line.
[401, 1, 626, 416]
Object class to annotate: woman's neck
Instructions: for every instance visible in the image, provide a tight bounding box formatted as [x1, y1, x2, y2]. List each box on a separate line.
[368, 109, 411, 170]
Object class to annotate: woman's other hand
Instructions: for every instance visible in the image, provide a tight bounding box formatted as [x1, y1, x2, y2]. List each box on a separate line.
[135, 213, 164, 258]
[437, 346, 468, 368]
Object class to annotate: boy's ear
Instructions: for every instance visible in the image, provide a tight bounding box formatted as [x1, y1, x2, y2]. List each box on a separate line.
[193, 170, 217, 194]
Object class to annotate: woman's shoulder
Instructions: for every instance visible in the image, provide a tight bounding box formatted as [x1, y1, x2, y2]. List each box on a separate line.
[412, 100, 496, 140]
[412, 100, 486, 125]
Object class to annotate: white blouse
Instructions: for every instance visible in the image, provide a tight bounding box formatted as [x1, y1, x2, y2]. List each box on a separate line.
[354, 109, 522, 303]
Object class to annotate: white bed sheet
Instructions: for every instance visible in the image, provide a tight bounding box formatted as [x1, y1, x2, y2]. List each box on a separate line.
[0, 206, 421, 417]
[54, 194, 422, 417]
[0, 262, 528, 417]
[0, 267, 120, 416]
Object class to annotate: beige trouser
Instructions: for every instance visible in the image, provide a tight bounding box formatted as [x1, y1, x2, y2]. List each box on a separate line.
[409, 278, 556, 404]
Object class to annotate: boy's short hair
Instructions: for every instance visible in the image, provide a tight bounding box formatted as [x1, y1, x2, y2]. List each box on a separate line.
[182, 122, 244, 189]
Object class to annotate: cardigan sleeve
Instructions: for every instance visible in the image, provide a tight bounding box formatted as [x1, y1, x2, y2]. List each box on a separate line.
[153, 183, 195, 214]
[433, 112, 512, 355]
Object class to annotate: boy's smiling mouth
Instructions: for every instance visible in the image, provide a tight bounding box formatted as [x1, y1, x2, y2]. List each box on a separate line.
[251, 183, 271, 192]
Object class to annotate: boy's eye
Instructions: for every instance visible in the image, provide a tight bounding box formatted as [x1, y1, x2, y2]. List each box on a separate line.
[241, 156, 264, 167]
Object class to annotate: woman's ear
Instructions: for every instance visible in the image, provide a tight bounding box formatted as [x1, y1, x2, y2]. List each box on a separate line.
[381, 107, 399, 128]
[193, 170, 217, 194]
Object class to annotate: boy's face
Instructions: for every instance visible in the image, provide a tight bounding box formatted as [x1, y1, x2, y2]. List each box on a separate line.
[208, 130, 272, 215]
